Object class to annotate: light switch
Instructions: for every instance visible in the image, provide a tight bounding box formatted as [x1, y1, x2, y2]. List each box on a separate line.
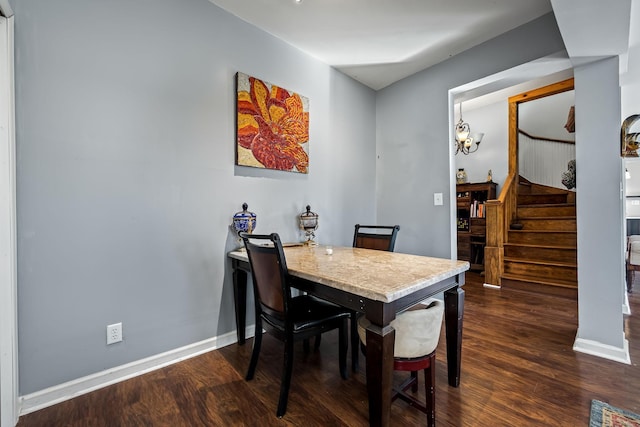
[434, 193, 443, 206]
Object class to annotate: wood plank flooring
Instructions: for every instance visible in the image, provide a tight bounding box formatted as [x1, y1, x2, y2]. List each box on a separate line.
[17, 272, 640, 426]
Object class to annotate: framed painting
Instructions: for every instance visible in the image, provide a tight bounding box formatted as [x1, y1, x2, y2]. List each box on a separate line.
[236, 72, 309, 173]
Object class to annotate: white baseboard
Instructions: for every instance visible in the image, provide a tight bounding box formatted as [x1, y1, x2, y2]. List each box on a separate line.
[483, 283, 501, 289]
[20, 325, 256, 416]
[623, 291, 631, 315]
[573, 335, 631, 365]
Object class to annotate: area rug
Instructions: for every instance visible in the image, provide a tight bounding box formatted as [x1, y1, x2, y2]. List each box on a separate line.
[590, 400, 640, 427]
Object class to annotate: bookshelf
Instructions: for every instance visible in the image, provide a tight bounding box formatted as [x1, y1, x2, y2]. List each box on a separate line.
[456, 181, 497, 272]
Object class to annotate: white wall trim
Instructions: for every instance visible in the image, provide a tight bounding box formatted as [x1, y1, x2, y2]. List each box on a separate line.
[448, 89, 457, 261]
[573, 334, 631, 365]
[20, 326, 256, 416]
[623, 290, 631, 315]
[0, 14, 18, 427]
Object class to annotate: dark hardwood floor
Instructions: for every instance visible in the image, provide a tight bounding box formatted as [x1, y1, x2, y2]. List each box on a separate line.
[17, 272, 640, 426]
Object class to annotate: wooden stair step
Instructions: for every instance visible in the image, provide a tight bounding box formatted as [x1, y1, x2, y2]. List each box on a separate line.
[504, 243, 576, 263]
[504, 257, 576, 268]
[517, 205, 576, 217]
[519, 202, 576, 207]
[504, 259, 577, 281]
[517, 180, 569, 193]
[508, 230, 576, 246]
[502, 272, 577, 288]
[498, 178, 578, 298]
[513, 217, 576, 231]
[517, 193, 569, 205]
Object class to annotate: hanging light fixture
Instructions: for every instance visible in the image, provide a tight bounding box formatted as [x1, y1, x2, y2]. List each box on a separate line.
[455, 102, 483, 155]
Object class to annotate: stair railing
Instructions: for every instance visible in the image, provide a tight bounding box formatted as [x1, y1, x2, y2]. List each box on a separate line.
[485, 171, 518, 286]
[484, 78, 574, 287]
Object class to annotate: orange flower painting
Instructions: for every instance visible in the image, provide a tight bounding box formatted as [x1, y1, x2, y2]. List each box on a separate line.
[236, 72, 309, 173]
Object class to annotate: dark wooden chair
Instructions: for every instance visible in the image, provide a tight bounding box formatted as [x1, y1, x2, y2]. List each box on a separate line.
[358, 300, 444, 427]
[353, 224, 400, 251]
[240, 232, 350, 418]
[350, 224, 400, 370]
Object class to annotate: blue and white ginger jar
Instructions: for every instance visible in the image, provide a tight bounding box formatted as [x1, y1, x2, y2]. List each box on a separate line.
[232, 203, 257, 237]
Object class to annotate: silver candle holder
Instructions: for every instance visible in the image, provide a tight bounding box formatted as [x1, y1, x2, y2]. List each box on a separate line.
[299, 205, 319, 246]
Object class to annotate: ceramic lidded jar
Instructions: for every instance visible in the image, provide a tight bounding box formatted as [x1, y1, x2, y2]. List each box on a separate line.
[456, 168, 468, 184]
[232, 203, 257, 238]
[299, 205, 319, 245]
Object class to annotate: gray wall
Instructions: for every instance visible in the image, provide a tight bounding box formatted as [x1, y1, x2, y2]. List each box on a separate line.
[574, 57, 624, 348]
[14, 0, 376, 394]
[375, 13, 566, 258]
[378, 9, 630, 360]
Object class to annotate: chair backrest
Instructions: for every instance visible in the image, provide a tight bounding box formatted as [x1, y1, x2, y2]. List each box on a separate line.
[240, 233, 289, 320]
[357, 299, 444, 359]
[353, 224, 400, 252]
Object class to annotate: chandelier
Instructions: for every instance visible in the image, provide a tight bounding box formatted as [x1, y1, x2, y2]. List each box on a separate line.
[455, 102, 483, 155]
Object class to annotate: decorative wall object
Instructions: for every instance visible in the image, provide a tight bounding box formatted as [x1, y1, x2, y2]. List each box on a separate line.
[236, 72, 310, 173]
[456, 168, 468, 184]
[621, 114, 640, 158]
[564, 105, 575, 133]
[561, 159, 576, 190]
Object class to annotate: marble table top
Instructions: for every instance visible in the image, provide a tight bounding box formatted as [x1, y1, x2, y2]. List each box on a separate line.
[229, 245, 469, 303]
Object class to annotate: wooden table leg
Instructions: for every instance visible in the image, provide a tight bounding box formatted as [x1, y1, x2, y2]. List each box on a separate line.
[444, 286, 464, 387]
[232, 261, 248, 345]
[365, 322, 395, 427]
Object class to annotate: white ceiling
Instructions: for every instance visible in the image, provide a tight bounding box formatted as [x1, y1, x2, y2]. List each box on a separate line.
[208, 0, 553, 90]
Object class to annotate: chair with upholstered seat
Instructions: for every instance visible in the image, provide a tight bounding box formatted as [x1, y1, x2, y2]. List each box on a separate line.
[240, 232, 350, 418]
[350, 224, 400, 370]
[357, 300, 444, 426]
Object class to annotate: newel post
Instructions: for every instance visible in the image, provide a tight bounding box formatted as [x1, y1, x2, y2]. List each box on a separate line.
[484, 199, 503, 286]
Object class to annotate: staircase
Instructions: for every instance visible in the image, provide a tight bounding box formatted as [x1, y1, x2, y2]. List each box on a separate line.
[501, 180, 577, 298]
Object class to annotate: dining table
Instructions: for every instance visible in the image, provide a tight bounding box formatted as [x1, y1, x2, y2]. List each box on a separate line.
[228, 244, 469, 427]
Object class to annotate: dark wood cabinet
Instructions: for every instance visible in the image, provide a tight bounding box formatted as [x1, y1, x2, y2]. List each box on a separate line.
[456, 182, 497, 271]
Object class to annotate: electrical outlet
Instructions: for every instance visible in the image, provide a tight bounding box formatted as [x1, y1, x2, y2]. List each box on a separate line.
[107, 322, 122, 345]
